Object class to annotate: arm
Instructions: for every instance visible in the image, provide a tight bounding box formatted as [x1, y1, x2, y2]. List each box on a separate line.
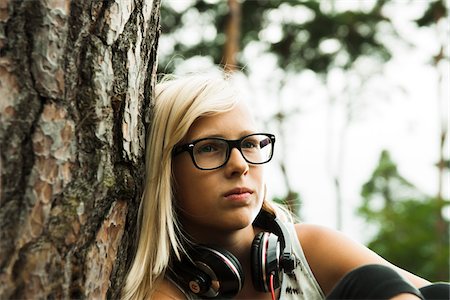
[295, 223, 430, 295]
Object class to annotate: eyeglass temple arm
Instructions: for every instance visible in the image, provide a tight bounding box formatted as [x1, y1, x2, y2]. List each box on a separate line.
[172, 144, 192, 156]
[259, 137, 273, 148]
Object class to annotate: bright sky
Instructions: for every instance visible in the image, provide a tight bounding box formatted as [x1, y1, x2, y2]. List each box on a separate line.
[161, 1, 449, 244]
[259, 2, 449, 243]
[259, 2, 450, 243]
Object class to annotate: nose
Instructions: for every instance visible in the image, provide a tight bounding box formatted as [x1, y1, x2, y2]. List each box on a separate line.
[224, 148, 249, 177]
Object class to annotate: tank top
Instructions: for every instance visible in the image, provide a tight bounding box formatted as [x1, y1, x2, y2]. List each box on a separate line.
[167, 222, 325, 299]
[279, 222, 325, 299]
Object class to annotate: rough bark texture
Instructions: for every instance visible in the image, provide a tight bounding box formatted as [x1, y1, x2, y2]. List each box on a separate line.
[0, 0, 160, 298]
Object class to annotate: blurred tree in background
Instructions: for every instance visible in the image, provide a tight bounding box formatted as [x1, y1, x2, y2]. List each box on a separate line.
[358, 150, 449, 282]
[414, 1, 449, 275]
[159, 0, 392, 73]
[357, 0, 449, 282]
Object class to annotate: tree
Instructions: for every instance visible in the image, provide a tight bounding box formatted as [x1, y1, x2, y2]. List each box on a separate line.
[159, 1, 392, 74]
[358, 0, 450, 282]
[415, 0, 449, 266]
[222, 0, 241, 71]
[0, 0, 160, 298]
[358, 150, 449, 282]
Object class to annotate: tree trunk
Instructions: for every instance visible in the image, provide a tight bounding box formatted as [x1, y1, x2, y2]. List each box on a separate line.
[0, 0, 160, 299]
[222, 0, 240, 72]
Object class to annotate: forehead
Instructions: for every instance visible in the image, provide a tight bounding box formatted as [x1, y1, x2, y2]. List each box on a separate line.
[185, 101, 257, 141]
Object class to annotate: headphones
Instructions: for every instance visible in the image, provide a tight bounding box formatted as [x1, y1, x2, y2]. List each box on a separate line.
[169, 210, 297, 298]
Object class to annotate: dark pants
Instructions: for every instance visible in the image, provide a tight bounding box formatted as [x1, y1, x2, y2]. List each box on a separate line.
[327, 264, 450, 299]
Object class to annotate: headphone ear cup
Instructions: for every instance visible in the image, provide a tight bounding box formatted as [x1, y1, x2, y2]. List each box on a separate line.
[251, 232, 266, 291]
[194, 245, 245, 298]
[251, 232, 282, 292]
[170, 258, 212, 296]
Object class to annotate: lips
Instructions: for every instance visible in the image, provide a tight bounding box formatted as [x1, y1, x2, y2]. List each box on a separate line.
[223, 187, 254, 201]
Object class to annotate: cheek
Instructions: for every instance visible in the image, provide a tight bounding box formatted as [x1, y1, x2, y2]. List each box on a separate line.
[175, 176, 200, 204]
[173, 161, 207, 209]
[254, 167, 265, 198]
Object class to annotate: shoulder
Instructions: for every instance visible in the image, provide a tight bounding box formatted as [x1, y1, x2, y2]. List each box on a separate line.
[151, 278, 187, 300]
[293, 223, 387, 294]
[294, 222, 367, 252]
[292, 223, 430, 293]
[294, 222, 370, 256]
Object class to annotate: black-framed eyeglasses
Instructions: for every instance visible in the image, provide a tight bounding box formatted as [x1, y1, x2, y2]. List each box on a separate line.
[172, 133, 276, 170]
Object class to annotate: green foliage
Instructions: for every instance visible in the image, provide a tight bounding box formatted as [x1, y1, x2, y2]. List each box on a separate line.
[360, 150, 421, 206]
[159, 0, 393, 74]
[358, 150, 450, 282]
[268, 1, 391, 72]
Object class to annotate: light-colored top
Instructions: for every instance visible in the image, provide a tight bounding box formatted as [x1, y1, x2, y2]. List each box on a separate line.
[168, 222, 325, 299]
[279, 222, 325, 299]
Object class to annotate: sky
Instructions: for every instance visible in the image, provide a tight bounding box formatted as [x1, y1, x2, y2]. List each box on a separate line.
[161, 1, 449, 244]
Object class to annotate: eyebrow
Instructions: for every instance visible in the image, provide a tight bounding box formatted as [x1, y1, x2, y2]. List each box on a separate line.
[190, 130, 257, 141]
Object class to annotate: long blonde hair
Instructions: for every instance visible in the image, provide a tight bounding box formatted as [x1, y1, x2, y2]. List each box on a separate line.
[122, 71, 285, 300]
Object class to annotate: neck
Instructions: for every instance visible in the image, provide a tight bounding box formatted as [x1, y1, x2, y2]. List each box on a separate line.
[185, 221, 255, 247]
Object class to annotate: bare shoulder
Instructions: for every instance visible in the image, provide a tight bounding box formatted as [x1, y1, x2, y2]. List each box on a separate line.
[294, 223, 367, 256]
[151, 278, 187, 300]
[293, 223, 429, 294]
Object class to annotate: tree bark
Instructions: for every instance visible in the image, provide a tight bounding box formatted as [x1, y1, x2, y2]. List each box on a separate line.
[0, 0, 160, 299]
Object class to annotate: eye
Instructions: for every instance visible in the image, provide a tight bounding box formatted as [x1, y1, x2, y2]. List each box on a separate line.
[194, 139, 224, 155]
[242, 138, 259, 149]
[198, 144, 217, 153]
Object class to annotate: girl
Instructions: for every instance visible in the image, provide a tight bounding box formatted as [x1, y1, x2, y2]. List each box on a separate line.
[122, 71, 447, 300]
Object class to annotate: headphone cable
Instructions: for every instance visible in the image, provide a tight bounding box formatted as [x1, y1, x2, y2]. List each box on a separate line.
[269, 273, 276, 300]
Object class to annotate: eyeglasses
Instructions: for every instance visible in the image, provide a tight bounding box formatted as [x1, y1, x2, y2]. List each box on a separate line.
[172, 133, 275, 170]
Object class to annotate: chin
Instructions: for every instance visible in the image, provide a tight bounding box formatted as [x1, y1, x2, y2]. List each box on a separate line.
[224, 211, 255, 229]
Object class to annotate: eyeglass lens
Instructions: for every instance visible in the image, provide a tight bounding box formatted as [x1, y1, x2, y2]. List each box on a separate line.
[192, 134, 273, 169]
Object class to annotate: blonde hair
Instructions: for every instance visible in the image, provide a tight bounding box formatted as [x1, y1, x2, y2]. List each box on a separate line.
[122, 71, 285, 300]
